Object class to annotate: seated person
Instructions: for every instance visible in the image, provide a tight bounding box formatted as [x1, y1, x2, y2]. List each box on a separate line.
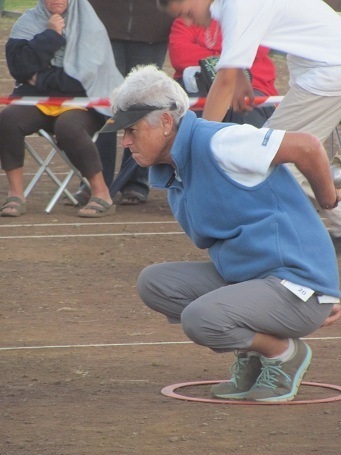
[0, 0, 122, 218]
[169, 18, 278, 127]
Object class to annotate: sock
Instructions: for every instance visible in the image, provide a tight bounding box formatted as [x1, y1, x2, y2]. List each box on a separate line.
[265, 338, 295, 362]
[246, 350, 261, 358]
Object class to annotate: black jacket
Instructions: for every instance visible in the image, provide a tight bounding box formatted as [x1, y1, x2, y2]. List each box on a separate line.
[6, 29, 86, 97]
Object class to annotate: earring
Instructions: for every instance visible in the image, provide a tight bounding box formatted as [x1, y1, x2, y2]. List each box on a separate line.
[164, 131, 169, 136]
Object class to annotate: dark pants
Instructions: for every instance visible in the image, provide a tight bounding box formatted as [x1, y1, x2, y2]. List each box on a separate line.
[98, 39, 168, 198]
[222, 90, 276, 128]
[177, 78, 275, 128]
[0, 105, 104, 179]
[96, 130, 117, 188]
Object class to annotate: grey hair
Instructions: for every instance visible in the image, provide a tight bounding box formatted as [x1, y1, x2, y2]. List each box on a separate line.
[110, 65, 189, 127]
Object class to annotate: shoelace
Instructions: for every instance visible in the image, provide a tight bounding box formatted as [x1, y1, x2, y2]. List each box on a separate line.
[254, 363, 292, 390]
[229, 356, 249, 385]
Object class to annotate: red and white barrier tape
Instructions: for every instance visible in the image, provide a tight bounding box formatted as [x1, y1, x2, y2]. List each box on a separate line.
[0, 95, 283, 111]
[188, 95, 283, 111]
[0, 96, 111, 108]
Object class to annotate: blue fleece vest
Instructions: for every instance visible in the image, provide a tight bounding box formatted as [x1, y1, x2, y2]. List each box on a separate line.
[150, 111, 340, 297]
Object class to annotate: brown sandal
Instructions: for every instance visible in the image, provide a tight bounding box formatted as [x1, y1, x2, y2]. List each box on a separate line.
[0, 196, 26, 217]
[78, 197, 116, 218]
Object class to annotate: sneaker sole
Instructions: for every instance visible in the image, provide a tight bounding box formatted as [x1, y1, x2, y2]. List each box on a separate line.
[211, 390, 249, 400]
[253, 342, 312, 402]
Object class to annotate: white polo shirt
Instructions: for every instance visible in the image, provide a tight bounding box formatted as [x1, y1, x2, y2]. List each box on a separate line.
[210, 0, 341, 95]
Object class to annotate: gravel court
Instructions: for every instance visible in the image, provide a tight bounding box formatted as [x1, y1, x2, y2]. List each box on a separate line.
[0, 164, 340, 455]
[1, 14, 341, 455]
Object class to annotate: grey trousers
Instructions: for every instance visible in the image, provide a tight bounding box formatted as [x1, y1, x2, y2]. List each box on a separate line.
[137, 261, 333, 352]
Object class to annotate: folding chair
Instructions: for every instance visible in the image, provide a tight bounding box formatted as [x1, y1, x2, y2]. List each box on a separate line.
[24, 129, 91, 213]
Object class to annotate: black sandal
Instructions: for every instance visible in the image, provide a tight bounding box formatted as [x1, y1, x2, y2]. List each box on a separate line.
[119, 189, 147, 205]
[63, 186, 91, 207]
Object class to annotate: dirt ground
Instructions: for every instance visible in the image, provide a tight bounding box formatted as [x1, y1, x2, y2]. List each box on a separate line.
[0, 15, 341, 455]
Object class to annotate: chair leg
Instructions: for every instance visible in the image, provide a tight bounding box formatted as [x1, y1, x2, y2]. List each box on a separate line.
[44, 169, 75, 214]
[38, 129, 90, 192]
[24, 140, 78, 205]
[24, 129, 90, 213]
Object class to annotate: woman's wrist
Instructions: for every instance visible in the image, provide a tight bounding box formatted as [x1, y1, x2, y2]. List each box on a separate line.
[320, 190, 340, 210]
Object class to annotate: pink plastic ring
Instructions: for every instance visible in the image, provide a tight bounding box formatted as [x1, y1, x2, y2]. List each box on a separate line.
[161, 380, 341, 405]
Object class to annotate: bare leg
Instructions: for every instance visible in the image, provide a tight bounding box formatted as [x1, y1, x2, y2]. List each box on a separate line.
[78, 172, 113, 216]
[248, 333, 289, 358]
[1, 168, 26, 216]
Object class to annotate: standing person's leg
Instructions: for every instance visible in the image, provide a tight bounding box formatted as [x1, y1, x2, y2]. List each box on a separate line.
[53, 109, 114, 217]
[137, 262, 333, 401]
[126, 41, 169, 70]
[110, 39, 149, 203]
[96, 130, 117, 188]
[265, 84, 341, 237]
[114, 40, 169, 205]
[70, 39, 127, 204]
[110, 39, 127, 76]
[0, 105, 53, 216]
[265, 84, 341, 142]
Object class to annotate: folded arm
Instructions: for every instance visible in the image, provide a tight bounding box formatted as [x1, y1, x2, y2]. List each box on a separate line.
[6, 32, 85, 95]
[272, 131, 339, 210]
[6, 30, 65, 82]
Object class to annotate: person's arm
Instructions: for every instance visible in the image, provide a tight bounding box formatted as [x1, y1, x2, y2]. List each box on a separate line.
[7, 12, 85, 95]
[320, 304, 341, 327]
[6, 13, 66, 84]
[230, 69, 254, 112]
[35, 67, 86, 94]
[6, 31, 65, 82]
[249, 46, 278, 96]
[7, 36, 85, 95]
[202, 68, 248, 122]
[272, 131, 340, 209]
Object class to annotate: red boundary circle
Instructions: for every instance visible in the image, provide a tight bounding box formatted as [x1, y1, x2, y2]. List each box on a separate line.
[161, 380, 341, 405]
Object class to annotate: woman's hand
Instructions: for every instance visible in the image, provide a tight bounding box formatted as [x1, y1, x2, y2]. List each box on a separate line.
[48, 14, 65, 35]
[320, 303, 341, 327]
[231, 69, 254, 113]
[28, 73, 37, 86]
